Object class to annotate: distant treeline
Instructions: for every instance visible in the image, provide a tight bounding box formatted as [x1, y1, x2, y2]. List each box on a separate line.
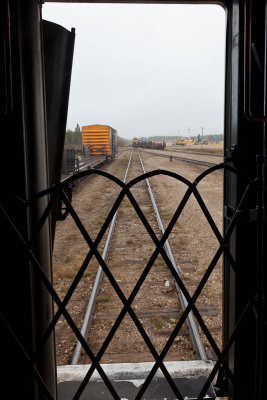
[118, 137, 130, 146]
[65, 124, 82, 145]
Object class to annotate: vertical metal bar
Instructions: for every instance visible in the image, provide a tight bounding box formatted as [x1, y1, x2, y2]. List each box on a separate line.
[262, 5, 267, 398]
[0, 0, 13, 115]
[18, 1, 56, 397]
[244, 0, 267, 121]
[244, 0, 267, 395]
[1, 1, 57, 399]
[255, 155, 265, 400]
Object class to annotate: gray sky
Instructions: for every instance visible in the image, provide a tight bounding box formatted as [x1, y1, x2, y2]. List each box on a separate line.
[42, 3, 226, 140]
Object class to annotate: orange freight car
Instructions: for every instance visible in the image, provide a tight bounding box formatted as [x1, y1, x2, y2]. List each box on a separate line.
[82, 124, 118, 157]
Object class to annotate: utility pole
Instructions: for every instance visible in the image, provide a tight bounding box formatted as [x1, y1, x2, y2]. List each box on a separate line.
[200, 127, 204, 140]
[170, 132, 173, 161]
[200, 127, 204, 149]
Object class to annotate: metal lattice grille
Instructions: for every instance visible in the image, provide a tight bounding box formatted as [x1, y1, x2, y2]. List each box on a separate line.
[0, 162, 262, 400]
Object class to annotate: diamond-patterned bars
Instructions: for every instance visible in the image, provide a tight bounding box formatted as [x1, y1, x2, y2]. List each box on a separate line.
[0, 163, 260, 400]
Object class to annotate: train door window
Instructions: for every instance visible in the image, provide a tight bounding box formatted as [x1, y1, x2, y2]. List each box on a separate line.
[42, 2, 227, 399]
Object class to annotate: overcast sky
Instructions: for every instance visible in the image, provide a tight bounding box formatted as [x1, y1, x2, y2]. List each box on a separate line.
[42, 3, 226, 140]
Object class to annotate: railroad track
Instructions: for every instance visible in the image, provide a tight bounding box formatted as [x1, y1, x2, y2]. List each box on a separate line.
[139, 149, 221, 168]
[165, 148, 223, 158]
[61, 149, 129, 183]
[70, 148, 207, 365]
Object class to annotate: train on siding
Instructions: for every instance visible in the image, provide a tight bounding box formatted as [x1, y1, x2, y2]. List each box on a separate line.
[132, 137, 166, 150]
[60, 124, 118, 180]
[82, 124, 118, 158]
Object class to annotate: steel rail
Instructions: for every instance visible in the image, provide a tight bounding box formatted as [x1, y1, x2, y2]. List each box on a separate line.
[76, 149, 128, 173]
[165, 148, 222, 158]
[140, 149, 219, 168]
[71, 149, 134, 364]
[72, 148, 207, 364]
[137, 150, 207, 361]
[62, 150, 128, 185]
[76, 155, 107, 172]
